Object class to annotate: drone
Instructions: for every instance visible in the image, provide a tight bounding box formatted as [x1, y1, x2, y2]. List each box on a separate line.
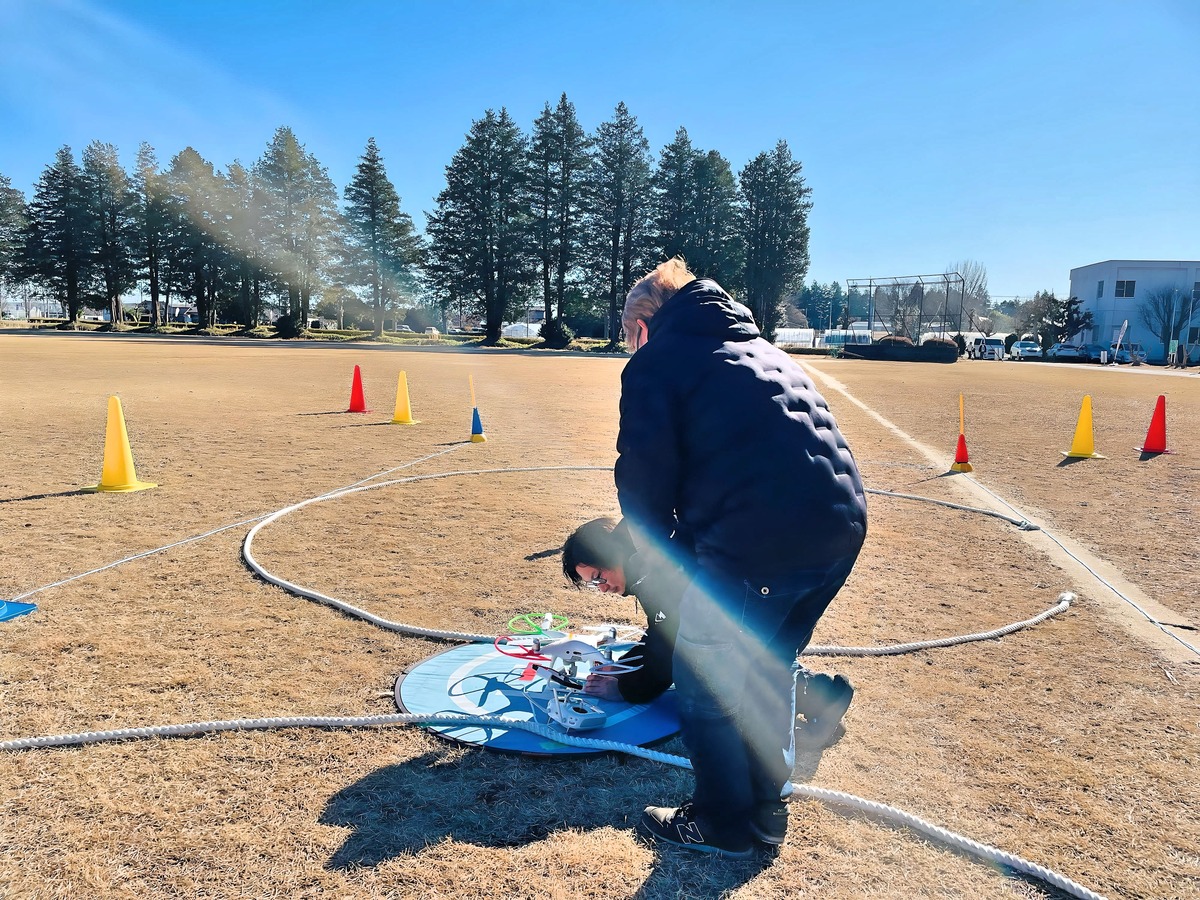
[494, 613, 643, 732]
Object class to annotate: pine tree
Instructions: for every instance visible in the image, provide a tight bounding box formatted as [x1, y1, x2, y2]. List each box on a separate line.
[0, 174, 27, 313]
[427, 109, 532, 341]
[20, 146, 92, 321]
[585, 102, 654, 343]
[224, 161, 270, 328]
[81, 141, 137, 326]
[163, 147, 228, 328]
[528, 94, 591, 344]
[739, 141, 812, 340]
[688, 149, 743, 287]
[343, 138, 423, 336]
[652, 127, 701, 262]
[529, 102, 557, 328]
[1061, 294, 1094, 341]
[255, 126, 341, 331]
[130, 144, 168, 327]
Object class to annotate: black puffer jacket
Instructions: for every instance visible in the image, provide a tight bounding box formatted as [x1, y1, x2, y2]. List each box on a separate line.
[615, 279, 867, 578]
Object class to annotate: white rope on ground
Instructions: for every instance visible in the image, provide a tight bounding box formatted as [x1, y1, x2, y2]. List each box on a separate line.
[792, 784, 1108, 900]
[245, 465, 1071, 651]
[0, 711, 687, 765]
[965, 478, 1200, 659]
[805, 594, 1073, 656]
[865, 486, 1040, 530]
[8, 513, 270, 604]
[4, 445, 467, 605]
[0, 711, 1107, 900]
[242, 465, 613, 642]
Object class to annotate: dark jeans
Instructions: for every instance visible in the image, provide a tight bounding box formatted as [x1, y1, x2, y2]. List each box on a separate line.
[671, 558, 857, 842]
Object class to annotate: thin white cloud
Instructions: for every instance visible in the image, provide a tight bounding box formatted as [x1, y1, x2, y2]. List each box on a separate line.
[0, 0, 293, 148]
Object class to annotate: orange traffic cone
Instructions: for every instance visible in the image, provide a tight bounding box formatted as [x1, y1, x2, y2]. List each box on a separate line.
[950, 433, 973, 472]
[949, 393, 973, 472]
[1136, 395, 1172, 454]
[347, 365, 370, 413]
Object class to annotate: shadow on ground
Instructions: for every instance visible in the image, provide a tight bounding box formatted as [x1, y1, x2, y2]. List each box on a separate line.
[323, 733, 832, 897]
[321, 749, 645, 867]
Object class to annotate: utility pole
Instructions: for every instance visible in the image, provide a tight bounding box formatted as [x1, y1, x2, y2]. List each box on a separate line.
[1170, 288, 1179, 350]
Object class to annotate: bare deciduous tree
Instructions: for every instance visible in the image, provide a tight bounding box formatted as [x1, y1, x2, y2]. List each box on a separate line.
[1138, 285, 1191, 359]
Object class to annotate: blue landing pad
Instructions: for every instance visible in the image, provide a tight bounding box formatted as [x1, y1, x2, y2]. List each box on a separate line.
[394, 642, 680, 756]
[0, 600, 36, 622]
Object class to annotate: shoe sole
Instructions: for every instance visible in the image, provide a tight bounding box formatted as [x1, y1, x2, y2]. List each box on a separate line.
[635, 821, 755, 859]
[748, 822, 786, 846]
[748, 830, 787, 849]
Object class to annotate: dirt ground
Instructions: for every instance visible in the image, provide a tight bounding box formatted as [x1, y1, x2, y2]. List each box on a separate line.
[1, 334, 1197, 900]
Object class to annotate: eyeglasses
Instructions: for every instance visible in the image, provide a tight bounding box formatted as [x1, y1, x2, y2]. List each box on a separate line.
[584, 571, 608, 587]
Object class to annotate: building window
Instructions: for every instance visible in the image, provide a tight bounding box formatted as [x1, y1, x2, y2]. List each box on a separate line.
[1096, 280, 1104, 298]
[1193, 282, 1199, 302]
[1115, 280, 1136, 298]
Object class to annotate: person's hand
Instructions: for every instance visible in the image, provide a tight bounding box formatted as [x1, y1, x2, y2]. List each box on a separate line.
[583, 673, 622, 701]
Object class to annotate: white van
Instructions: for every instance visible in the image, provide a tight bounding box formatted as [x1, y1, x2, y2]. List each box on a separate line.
[968, 337, 1005, 360]
[1110, 342, 1147, 364]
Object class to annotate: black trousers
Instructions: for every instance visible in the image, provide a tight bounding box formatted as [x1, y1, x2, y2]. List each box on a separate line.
[671, 557, 858, 842]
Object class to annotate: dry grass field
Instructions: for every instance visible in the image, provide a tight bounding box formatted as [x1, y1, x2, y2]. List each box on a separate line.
[1, 334, 1197, 900]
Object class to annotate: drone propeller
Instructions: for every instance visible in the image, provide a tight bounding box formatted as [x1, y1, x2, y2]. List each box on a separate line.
[494, 634, 549, 661]
[577, 622, 645, 645]
[507, 612, 570, 637]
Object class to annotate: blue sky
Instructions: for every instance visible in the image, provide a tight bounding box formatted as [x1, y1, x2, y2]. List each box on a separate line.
[2, 0, 1197, 299]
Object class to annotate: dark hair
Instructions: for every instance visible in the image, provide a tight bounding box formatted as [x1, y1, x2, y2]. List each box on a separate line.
[561, 517, 634, 587]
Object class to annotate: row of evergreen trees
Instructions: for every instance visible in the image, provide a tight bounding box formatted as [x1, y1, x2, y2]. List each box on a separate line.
[0, 96, 813, 343]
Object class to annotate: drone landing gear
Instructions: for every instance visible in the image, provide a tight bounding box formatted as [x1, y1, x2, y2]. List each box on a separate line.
[542, 688, 608, 731]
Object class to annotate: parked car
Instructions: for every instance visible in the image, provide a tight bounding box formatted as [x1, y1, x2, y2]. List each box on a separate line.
[1009, 340, 1043, 361]
[397, 324, 414, 333]
[1046, 343, 1087, 361]
[1081, 343, 1108, 363]
[424, 326, 440, 337]
[967, 336, 1006, 359]
[1109, 341, 1147, 364]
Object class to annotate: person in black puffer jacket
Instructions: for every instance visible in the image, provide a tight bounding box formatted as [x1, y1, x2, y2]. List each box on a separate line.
[617, 259, 867, 858]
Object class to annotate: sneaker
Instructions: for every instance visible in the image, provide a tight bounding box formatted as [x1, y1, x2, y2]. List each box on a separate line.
[800, 674, 854, 747]
[749, 801, 789, 845]
[637, 803, 754, 858]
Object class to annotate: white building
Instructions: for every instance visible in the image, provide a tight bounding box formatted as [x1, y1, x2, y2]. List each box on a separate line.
[1069, 260, 1200, 362]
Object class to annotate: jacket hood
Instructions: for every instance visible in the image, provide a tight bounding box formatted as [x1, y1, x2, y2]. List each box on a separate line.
[648, 279, 760, 342]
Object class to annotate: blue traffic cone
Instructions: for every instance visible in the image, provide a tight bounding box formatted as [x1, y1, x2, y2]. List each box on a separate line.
[470, 407, 486, 443]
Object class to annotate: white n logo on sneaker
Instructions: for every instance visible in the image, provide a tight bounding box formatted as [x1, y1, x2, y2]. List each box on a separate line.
[676, 821, 706, 844]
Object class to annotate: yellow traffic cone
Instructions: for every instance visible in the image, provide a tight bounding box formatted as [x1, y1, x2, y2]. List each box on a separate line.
[391, 371, 419, 424]
[83, 396, 158, 492]
[1062, 395, 1105, 459]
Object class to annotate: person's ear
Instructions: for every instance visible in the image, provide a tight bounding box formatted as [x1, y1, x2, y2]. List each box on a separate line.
[636, 319, 649, 349]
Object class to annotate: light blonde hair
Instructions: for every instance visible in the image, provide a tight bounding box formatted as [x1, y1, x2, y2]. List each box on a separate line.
[622, 257, 695, 340]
